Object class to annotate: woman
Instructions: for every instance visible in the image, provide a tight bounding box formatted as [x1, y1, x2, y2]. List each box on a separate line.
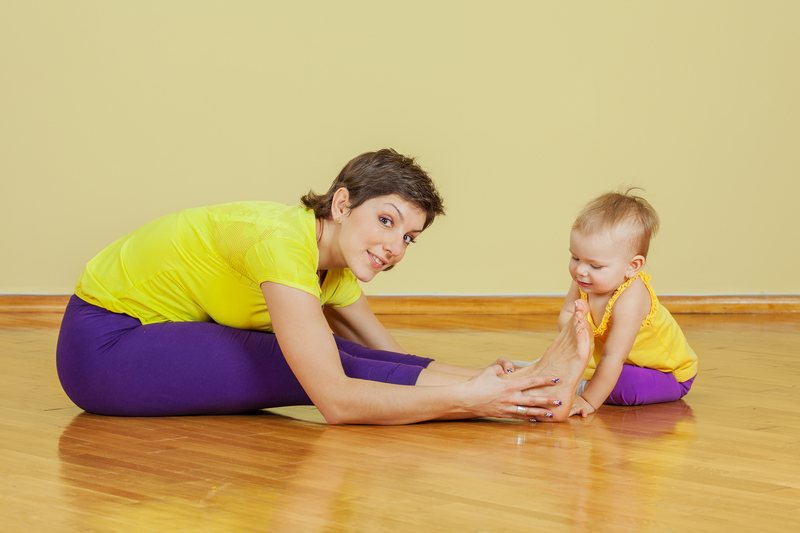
[57, 149, 592, 424]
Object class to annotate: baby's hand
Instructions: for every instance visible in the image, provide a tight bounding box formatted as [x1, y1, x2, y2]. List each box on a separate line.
[491, 357, 518, 374]
[569, 396, 596, 418]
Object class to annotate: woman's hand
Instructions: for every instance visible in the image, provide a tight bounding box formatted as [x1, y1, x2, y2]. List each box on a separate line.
[462, 365, 562, 421]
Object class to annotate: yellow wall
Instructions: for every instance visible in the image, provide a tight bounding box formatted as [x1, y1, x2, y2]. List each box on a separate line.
[2, 1, 798, 295]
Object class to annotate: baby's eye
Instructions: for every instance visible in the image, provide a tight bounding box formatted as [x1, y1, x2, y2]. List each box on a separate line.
[379, 216, 393, 227]
[571, 256, 579, 262]
[591, 264, 602, 270]
[403, 234, 416, 245]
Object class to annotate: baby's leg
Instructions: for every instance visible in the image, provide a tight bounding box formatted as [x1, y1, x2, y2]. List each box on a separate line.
[605, 365, 694, 406]
[503, 300, 593, 422]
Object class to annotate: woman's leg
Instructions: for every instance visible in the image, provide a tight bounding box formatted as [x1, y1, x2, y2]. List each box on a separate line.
[333, 335, 433, 367]
[57, 296, 312, 416]
[604, 365, 695, 406]
[505, 299, 595, 421]
[56, 296, 435, 416]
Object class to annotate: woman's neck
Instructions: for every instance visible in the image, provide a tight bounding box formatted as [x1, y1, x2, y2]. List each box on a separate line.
[315, 217, 344, 271]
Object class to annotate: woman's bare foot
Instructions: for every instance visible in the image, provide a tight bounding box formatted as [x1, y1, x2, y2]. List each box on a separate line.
[502, 300, 594, 422]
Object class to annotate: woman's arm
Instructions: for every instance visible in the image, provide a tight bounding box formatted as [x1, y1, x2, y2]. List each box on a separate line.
[571, 280, 651, 416]
[323, 292, 405, 352]
[262, 281, 560, 425]
[323, 292, 499, 376]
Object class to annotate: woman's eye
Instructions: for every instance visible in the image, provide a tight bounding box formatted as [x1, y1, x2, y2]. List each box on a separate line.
[403, 235, 416, 245]
[379, 216, 392, 227]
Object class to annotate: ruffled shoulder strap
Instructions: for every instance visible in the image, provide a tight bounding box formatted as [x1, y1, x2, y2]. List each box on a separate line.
[579, 273, 646, 336]
[638, 272, 659, 325]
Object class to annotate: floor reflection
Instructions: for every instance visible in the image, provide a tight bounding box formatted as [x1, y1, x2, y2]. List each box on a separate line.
[563, 400, 697, 530]
[57, 401, 696, 530]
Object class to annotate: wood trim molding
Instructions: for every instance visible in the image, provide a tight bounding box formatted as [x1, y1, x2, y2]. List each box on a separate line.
[2, 294, 799, 315]
[657, 295, 800, 314]
[366, 296, 564, 315]
[366, 295, 800, 315]
[0, 294, 71, 312]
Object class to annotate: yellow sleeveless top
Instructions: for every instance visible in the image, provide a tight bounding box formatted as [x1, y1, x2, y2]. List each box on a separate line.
[579, 273, 698, 382]
[75, 202, 362, 332]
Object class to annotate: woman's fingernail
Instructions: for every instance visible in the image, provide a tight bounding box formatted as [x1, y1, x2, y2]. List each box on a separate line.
[551, 378, 560, 384]
[529, 418, 538, 422]
[545, 413, 554, 418]
[554, 400, 562, 406]
[506, 368, 514, 373]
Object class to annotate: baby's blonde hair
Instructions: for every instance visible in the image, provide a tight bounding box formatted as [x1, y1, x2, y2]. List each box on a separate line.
[572, 188, 660, 258]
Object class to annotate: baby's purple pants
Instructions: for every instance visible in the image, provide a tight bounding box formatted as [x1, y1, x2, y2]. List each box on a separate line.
[604, 365, 695, 406]
[56, 295, 433, 416]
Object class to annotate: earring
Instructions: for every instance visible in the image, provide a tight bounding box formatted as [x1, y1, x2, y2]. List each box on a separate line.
[336, 217, 341, 223]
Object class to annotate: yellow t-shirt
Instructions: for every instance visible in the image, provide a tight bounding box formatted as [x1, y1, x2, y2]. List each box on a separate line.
[580, 273, 698, 383]
[75, 202, 362, 332]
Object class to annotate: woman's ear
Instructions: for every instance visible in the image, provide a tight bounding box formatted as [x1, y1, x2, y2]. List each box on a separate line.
[331, 188, 351, 222]
[627, 255, 645, 278]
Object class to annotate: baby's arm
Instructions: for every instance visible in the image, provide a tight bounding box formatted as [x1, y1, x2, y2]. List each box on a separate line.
[571, 280, 651, 416]
[558, 281, 582, 331]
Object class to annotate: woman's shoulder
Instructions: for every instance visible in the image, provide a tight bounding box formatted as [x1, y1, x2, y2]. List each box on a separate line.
[195, 201, 310, 219]
[190, 202, 315, 240]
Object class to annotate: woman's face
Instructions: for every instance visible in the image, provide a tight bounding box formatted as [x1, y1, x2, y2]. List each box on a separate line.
[337, 194, 426, 283]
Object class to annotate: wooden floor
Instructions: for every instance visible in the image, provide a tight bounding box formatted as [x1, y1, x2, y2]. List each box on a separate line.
[1, 308, 800, 532]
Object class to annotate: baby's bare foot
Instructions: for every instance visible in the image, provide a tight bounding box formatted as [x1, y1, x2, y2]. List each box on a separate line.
[504, 300, 594, 421]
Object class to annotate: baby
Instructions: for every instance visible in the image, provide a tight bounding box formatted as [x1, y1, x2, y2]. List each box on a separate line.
[561, 189, 698, 417]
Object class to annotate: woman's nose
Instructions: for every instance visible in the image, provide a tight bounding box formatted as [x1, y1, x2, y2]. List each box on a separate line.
[384, 238, 403, 257]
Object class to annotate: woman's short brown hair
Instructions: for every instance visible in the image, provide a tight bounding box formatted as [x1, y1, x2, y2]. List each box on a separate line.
[301, 149, 445, 230]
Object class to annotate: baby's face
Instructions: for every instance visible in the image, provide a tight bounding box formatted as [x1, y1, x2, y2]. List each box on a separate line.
[568, 229, 637, 297]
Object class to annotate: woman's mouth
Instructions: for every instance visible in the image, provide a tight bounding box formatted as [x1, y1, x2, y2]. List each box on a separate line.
[368, 251, 387, 269]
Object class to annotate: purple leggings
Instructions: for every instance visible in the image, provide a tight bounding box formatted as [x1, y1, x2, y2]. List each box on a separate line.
[56, 295, 433, 416]
[602, 365, 695, 406]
